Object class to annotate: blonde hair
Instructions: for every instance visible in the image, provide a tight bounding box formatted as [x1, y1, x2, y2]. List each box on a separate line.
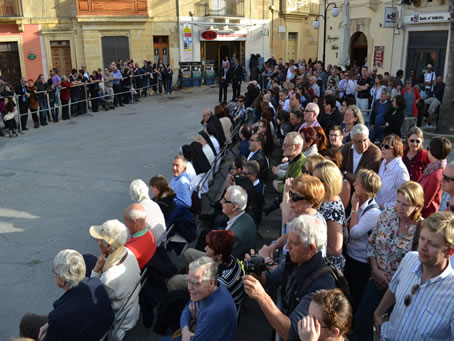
[291, 175, 325, 209]
[397, 181, 424, 222]
[306, 154, 325, 174]
[347, 105, 365, 125]
[313, 160, 343, 199]
[356, 169, 382, 199]
[420, 211, 454, 246]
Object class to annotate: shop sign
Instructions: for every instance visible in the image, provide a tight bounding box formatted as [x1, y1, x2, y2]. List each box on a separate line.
[373, 46, 384, 68]
[183, 24, 192, 62]
[404, 12, 450, 24]
[200, 31, 247, 41]
[383, 7, 398, 28]
[201, 31, 218, 40]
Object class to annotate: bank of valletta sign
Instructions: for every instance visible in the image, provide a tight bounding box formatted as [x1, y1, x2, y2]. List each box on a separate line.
[200, 30, 248, 41]
[404, 12, 450, 24]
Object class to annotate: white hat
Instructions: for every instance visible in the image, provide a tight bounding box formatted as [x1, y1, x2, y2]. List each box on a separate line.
[89, 219, 128, 249]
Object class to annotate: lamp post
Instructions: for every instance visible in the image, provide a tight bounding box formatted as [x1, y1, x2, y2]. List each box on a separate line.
[312, 1, 340, 67]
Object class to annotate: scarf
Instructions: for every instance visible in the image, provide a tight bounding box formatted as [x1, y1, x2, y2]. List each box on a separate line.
[422, 158, 446, 178]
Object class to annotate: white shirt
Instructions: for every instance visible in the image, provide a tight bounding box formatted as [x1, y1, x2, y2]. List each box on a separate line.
[226, 211, 245, 231]
[345, 79, 357, 96]
[140, 198, 167, 243]
[375, 157, 410, 208]
[202, 144, 215, 165]
[209, 136, 220, 155]
[311, 83, 320, 97]
[247, 150, 257, 161]
[283, 98, 290, 112]
[352, 144, 363, 173]
[346, 199, 381, 263]
[424, 71, 436, 89]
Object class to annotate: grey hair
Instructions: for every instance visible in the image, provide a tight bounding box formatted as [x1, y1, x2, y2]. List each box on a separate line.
[347, 105, 365, 125]
[306, 103, 320, 116]
[288, 215, 327, 252]
[52, 249, 86, 289]
[227, 185, 248, 211]
[129, 179, 150, 202]
[244, 161, 260, 176]
[174, 155, 188, 167]
[350, 124, 369, 139]
[286, 131, 304, 149]
[381, 87, 391, 97]
[188, 256, 218, 282]
[61, 75, 66, 82]
[129, 207, 147, 221]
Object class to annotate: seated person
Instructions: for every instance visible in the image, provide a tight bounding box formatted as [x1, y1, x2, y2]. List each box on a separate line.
[298, 289, 352, 341]
[247, 132, 269, 181]
[129, 179, 166, 242]
[167, 230, 245, 309]
[169, 155, 192, 210]
[178, 257, 237, 341]
[124, 203, 157, 270]
[20, 250, 114, 341]
[243, 160, 264, 209]
[149, 174, 176, 224]
[243, 215, 336, 341]
[89, 219, 141, 340]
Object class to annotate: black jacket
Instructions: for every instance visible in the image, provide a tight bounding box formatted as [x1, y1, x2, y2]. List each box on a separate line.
[384, 108, 405, 137]
[249, 149, 268, 181]
[218, 68, 231, 84]
[318, 108, 343, 135]
[232, 64, 243, 83]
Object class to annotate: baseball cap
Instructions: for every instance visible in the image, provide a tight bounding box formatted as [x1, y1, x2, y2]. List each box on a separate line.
[89, 219, 128, 249]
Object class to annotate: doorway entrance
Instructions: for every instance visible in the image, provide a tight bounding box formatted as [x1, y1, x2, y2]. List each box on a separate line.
[153, 36, 169, 65]
[201, 41, 245, 71]
[51, 41, 72, 77]
[0, 42, 21, 88]
[350, 32, 368, 67]
[287, 32, 298, 61]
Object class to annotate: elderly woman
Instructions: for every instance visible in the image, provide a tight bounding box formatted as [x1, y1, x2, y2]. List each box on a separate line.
[355, 181, 424, 340]
[401, 78, 420, 118]
[129, 179, 166, 243]
[19, 250, 114, 341]
[420, 136, 452, 218]
[259, 175, 326, 261]
[345, 169, 382, 313]
[342, 105, 364, 143]
[375, 135, 410, 208]
[301, 127, 319, 158]
[313, 161, 347, 271]
[149, 175, 176, 223]
[402, 126, 429, 182]
[298, 289, 352, 341]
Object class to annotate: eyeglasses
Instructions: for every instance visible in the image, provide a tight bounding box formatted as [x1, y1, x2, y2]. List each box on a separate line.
[442, 173, 454, 182]
[282, 143, 295, 148]
[381, 143, 393, 150]
[304, 110, 315, 113]
[289, 191, 307, 202]
[329, 134, 341, 138]
[221, 197, 233, 204]
[409, 139, 422, 144]
[249, 139, 258, 142]
[241, 171, 252, 176]
[404, 284, 420, 307]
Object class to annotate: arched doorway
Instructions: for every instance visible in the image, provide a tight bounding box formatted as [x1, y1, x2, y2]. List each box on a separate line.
[350, 32, 368, 68]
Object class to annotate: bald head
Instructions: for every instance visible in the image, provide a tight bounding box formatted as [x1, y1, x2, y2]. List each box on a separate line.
[202, 108, 212, 123]
[123, 203, 147, 234]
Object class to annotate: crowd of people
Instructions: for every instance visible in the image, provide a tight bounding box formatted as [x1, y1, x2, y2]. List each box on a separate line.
[1, 58, 174, 137]
[14, 54, 454, 341]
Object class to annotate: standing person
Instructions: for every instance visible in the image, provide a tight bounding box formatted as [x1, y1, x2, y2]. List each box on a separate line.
[49, 68, 61, 122]
[355, 66, 373, 114]
[59, 75, 72, 120]
[165, 64, 173, 94]
[423, 63, 436, 97]
[401, 79, 420, 122]
[231, 59, 243, 102]
[342, 105, 364, 143]
[26, 79, 40, 128]
[77, 69, 88, 114]
[218, 60, 231, 103]
[355, 181, 424, 340]
[424, 75, 445, 126]
[15, 77, 30, 130]
[384, 95, 405, 137]
[35, 74, 49, 126]
[88, 71, 100, 112]
[402, 127, 429, 182]
[374, 212, 454, 340]
[69, 69, 82, 116]
[420, 136, 452, 218]
[369, 88, 393, 144]
[102, 67, 115, 110]
[370, 74, 385, 109]
[112, 65, 124, 107]
[1, 97, 18, 137]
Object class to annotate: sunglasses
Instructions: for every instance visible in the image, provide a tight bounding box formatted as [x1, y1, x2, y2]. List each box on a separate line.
[289, 191, 307, 202]
[443, 173, 454, 182]
[409, 139, 422, 144]
[404, 284, 420, 307]
[381, 143, 393, 150]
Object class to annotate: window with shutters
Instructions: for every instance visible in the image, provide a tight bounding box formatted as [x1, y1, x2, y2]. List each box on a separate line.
[101, 36, 130, 68]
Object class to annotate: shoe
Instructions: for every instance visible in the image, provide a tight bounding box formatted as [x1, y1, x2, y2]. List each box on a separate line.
[18, 130, 24, 135]
[23, 127, 29, 131]
[120, 104, 124, 107]
[8, 131, 13, 137]
[34, 122, 39, 128]
[41, 123, 48, 126]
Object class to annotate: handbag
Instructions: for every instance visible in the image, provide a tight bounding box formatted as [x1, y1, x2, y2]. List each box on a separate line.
[4, 112, 15, 121]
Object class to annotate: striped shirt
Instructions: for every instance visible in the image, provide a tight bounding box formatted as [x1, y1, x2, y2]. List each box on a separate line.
[381, 252, 454, 340]
[376, 157, 410, 208]
[218, 256, 245, 309]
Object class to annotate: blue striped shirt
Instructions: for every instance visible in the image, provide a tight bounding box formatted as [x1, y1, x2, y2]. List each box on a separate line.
[381, 251, 454, 340]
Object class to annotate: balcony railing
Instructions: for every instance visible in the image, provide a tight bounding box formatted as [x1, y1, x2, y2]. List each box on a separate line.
[0, 0, 22, 17]
[195, 0, 245, 17]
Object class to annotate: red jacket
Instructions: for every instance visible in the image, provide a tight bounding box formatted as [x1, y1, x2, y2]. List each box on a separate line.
[420, 167, 444, 218]
[60, 81, 72, 101]
[401, 87, 421, 117]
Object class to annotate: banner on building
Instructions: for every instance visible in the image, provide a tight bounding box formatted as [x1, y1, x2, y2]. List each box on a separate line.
[373, 46, 384, 68]
[404, 12, 450, 24]
[200, 31, 247, 41]
[183, 24, 192, 62]
[384, 7, 398, 28]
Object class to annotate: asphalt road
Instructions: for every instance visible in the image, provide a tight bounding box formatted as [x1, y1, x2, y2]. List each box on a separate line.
[0, 87, 217, 340]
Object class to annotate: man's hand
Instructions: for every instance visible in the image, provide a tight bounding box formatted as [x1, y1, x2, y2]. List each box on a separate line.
[93, 253, 107, 273]
[182, 325, 195, 341]
[371, 268, 391, 289]
[258, 244, 274, 260]
[298, 316, 321, 341]
[373, 311, 387, 339]
[38, 322, 49, 341]
[243, 274, 266, 301]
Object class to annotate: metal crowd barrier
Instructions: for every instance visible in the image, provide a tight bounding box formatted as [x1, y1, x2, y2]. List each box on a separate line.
[3, 73, 160, 134]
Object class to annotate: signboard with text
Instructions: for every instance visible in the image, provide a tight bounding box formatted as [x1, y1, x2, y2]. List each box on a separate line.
[373, 46, 384, 68]
[404, 12, 450, 24]
[200, 31, 247, 41]
[183, 24, 192, 62]
[384, 7, 398, 28]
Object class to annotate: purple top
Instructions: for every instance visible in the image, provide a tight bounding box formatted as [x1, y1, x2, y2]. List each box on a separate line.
[52, 75, 61, 86]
